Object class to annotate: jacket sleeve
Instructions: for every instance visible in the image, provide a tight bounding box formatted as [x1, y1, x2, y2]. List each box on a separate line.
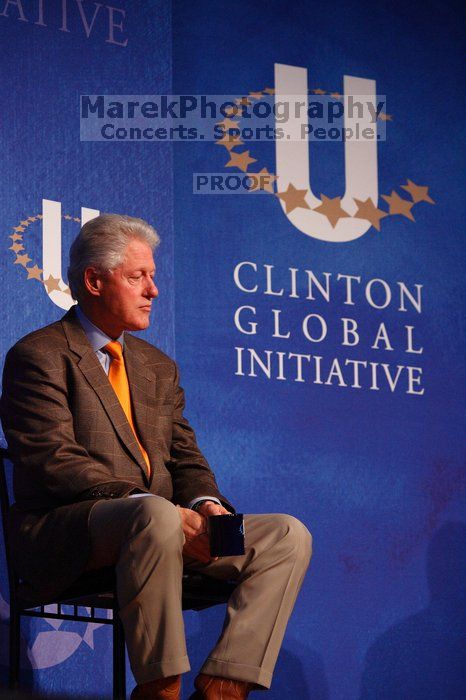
[168, 362, 234, 512]
[0, 342, 146, 505]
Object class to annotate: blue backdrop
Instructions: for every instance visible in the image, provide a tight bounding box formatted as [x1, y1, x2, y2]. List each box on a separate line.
[1, 1, 465, 698]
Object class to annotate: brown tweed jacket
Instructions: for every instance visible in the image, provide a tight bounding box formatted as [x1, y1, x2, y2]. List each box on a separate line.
[0, 307, 230, 601]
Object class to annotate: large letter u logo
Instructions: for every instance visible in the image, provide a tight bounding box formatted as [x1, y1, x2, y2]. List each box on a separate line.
[275, 63, 378, 242]
[42, 199, 100, 310]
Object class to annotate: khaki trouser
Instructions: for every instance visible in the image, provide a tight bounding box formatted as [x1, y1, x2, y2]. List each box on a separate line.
[86, 496, 312, 688]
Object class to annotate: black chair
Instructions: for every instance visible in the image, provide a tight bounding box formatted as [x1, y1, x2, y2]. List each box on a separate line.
[0, 447, 235, 699]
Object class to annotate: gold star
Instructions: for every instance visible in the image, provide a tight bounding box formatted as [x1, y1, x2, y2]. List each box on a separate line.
[9, 242, 24, 253]
[314, 195, 350, 227]
[20, 219, 30, 226]
[378, 112, 392, 121]
[225, 150, 257, 172]
[64, 214, 72, 220]
[13, 226, 25, 232]
[216, 117, 241, 132]
[312, 88, 326, 95]
[9, 233, 23, 241]
[263, 87, 275, 95]
[353, 198, 388, 231]
[276, 183, 310, 214]
[28, 216, 37, 222]
[330, 92, 342, 98]
[73, 217, 81, 223]
[248, 168, 278, 194]
[224, 106, 240, 117]
[37, 214, 43, 219]
[215, 132, 244, 150]
[381, 191, 415, 221]
[249, 91, 262, 99]
[26, 264, 43, 281]
[43, 275, 62, 293]
[14, 253, 32, 267]
[401, 179, 435, 204]
[235, 97, 252, 106]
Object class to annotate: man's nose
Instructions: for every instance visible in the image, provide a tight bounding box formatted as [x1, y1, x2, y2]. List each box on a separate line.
[146, 278, 158, 298]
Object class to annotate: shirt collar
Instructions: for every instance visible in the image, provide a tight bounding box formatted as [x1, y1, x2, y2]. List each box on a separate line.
[75, 305, 125, 353]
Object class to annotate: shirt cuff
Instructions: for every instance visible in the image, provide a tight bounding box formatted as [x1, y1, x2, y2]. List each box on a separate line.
[188, 496, 222, 510]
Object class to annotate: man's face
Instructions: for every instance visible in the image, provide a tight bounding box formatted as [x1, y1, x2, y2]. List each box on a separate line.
[93, 238, 158, 338]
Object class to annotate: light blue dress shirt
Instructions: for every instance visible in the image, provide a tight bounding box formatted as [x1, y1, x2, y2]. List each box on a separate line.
[75, 306, 220, 510]
[75, 305, 124, 374]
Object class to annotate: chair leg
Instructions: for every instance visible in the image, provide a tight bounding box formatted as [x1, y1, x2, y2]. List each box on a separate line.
[113, 611, 126, 699]
[9, 610, 20, 690]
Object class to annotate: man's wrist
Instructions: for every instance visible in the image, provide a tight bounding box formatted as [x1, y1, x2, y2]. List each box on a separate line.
[190, 497, 221, 512]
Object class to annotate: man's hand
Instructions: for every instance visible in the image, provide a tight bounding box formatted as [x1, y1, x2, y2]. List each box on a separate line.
[177, 506, 213, 563]
[196, 500, 231, 518]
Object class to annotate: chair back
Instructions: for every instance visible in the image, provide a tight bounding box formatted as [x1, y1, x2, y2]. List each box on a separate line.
[0, 446, 20, 606]
[0, 446, 117, 607]
[0, 446, 12, 510]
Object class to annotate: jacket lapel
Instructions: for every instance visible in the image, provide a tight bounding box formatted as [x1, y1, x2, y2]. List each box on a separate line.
[61, 308, 150, 478]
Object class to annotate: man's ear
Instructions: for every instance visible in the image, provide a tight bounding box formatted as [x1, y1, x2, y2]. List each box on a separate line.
[83, 267, 104, 297]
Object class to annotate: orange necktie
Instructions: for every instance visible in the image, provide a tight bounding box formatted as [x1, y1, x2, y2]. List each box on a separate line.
[105, 341, 150, 476]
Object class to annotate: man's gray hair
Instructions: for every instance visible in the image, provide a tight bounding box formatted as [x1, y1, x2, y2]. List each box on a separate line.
[68, 213, 160, 302]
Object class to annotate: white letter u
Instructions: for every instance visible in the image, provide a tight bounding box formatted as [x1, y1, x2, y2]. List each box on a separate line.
[275, 63, 378, 242]
[42, 199, 100, 310]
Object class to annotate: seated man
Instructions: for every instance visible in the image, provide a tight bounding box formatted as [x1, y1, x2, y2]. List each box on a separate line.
[0, 214, 312, 700]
